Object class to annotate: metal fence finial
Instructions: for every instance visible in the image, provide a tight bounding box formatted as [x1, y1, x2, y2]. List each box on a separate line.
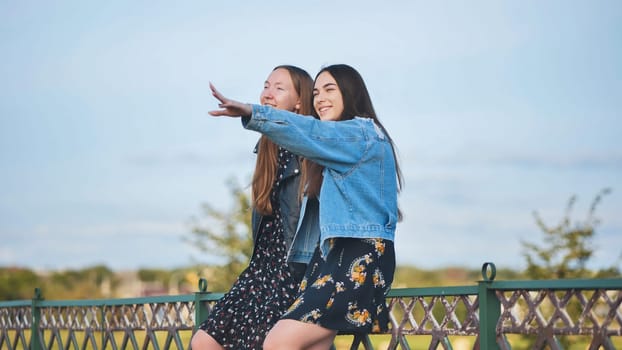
[481, 262, 497, 281]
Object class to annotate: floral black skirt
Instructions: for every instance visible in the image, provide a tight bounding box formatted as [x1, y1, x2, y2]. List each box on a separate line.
[281, 237, 395, 333]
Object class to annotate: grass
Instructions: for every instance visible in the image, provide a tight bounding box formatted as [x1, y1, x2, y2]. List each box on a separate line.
[3, 330, 621, 349]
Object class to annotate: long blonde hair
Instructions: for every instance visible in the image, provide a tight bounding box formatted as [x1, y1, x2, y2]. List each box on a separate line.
[252, 65, 314, 215]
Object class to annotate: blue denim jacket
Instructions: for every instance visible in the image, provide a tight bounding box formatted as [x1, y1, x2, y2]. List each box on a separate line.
[287, 195, 320, 264]
[243, 104, 399, 258]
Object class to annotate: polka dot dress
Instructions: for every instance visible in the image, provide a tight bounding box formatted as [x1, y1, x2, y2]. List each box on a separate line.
[198, 148, 300, 349]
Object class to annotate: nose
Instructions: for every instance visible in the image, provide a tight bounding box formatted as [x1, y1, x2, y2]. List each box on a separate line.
[261, 86, 275, 99]
[313, 91, 324, 104]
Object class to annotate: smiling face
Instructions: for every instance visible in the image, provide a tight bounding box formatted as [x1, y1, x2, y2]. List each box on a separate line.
[260, 67, 301, 112]
[313, 71, 344, 121]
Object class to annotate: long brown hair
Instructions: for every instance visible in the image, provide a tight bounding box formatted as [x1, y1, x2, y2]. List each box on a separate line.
[252, 65, 314, 215]
[301, 64, 404, 219]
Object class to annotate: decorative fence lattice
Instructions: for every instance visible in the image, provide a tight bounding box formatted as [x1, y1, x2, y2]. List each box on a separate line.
[495, 287, 622, 350]
[1, 263, 621, 350]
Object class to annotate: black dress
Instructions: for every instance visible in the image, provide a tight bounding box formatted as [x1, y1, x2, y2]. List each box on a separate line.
[198, 148, 300, 349]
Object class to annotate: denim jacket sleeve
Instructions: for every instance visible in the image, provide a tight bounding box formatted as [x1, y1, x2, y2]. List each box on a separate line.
[242, 105, 373, 174]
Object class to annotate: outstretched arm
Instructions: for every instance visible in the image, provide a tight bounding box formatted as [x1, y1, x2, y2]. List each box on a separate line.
[208, 83, 253, 118]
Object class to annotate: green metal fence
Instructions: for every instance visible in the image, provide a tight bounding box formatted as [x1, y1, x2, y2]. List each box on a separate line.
[1, 263, 621, 349]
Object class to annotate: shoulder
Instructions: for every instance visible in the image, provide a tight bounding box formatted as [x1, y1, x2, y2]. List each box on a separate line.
[352, 116, 374, 125]
[351, 117, 389, 141]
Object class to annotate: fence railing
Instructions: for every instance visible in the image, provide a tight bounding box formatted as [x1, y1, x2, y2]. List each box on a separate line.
[1, 263, 621, 349]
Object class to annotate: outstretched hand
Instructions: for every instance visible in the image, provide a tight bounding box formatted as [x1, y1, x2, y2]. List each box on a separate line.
[208, 83, 252, 118]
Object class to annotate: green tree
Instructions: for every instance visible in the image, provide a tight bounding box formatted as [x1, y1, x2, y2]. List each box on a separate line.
[0, 267, 40, 300]
[44, 265, 116, 299]
[137, 268, 172, 285]
[522, 188, 619, 279]
[186, 178, 254, 291]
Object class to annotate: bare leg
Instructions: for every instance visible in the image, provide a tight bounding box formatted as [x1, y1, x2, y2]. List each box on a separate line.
[263, 319, 337, 350]
[190, 329, 225, 350]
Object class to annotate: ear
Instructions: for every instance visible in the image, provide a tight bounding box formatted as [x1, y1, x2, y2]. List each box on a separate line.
[295, 100, 301, 113]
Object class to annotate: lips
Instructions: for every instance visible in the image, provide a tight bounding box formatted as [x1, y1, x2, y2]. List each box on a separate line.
[318, 106, 331, 114]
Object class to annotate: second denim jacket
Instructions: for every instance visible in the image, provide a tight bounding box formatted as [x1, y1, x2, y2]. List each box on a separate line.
[249, 141, 304, 270]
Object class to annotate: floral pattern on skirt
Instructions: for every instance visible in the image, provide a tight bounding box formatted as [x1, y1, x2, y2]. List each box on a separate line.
[281, 237, 395, 333]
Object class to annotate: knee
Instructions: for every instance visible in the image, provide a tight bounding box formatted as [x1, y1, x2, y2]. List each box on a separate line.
[190, 333, 201, 350]
[263, 330, 287, 350]
[190, 330, 208, 350]
[262, 332, 276, 350]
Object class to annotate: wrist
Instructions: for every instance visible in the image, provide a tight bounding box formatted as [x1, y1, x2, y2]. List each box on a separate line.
[244, 103, 253, 117]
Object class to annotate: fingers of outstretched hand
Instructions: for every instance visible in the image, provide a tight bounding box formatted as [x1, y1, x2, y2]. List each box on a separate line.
[209, 82, 225, 103]
[208, 82, 229, 116]
[208, 109, 226, 116]
[207, 82, 251, 117]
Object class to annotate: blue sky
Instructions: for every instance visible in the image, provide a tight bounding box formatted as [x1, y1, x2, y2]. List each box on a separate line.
[1, 1, 621, 272]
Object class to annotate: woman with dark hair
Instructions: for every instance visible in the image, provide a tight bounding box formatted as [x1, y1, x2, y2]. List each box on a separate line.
[208, 64, 403, 350]
[191, 65, 314, 350]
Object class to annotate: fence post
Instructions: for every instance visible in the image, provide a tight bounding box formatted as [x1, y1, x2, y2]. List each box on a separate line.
[101, 303, 107, 349]
[193, 278, 210, 332]
[30, 288, 43, 350]
[478, 262, 500, 350]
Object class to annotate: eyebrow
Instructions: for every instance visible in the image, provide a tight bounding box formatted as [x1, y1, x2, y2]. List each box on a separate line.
[313, 82, 338, 92]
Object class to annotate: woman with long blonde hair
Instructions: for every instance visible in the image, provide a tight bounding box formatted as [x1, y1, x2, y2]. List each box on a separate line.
[191, 65, 314, 350]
